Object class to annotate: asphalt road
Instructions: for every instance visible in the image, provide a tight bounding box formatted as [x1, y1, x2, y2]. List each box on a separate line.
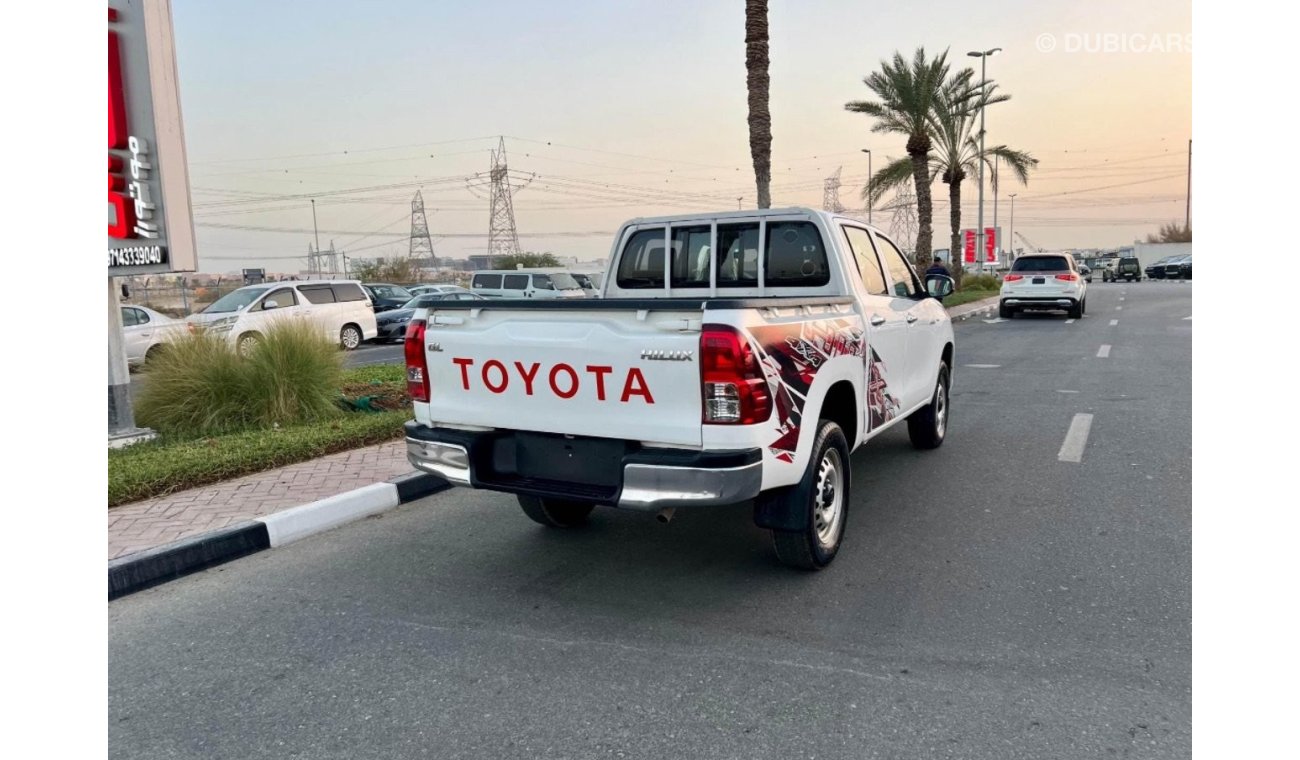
[109, 281, 1192, 759]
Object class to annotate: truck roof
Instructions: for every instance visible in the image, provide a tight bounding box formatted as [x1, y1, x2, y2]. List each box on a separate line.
[621, 206, 882, 232]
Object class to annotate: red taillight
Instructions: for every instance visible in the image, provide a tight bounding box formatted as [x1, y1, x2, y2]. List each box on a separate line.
[1004, 274, 1024, 282]
[700, 325, 772, 425]
[404, 319, 430, 403]
[1055, 273, 1079, 281]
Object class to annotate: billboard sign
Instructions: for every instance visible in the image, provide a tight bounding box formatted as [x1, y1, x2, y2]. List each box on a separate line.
[962, 227, 1001, 264]
[108, 1, 196, 275]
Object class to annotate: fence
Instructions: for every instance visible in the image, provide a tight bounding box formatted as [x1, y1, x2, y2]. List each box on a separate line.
[120, 276, 286, 318]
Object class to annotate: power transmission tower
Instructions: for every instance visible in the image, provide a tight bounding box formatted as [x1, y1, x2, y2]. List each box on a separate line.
[822, 167, 845, 213]
[885, 184, 918, 256]
[409, 190, 435, 265]
[465, 137, 536, 267]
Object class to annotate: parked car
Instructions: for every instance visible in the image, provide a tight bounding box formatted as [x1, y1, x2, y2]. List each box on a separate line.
[405, 207, 955, 570]
[408, 284, 469, 297]
[362, 283, 415, 312]
[1099, 258, 1119, 282]
[1146, 256, 1175, 280]
[121, 305, 186, 367]
[469, 270, 586, 299]
[376, 292, 485, 342]
[999, 252, 1089, 319]
[187, 280, 378, 354]
[1079, 264, 1093, 283]
[1114, 256, 1142, 282]
[1177, 255, 1192, 280]
[1161, 254, 1192, 280]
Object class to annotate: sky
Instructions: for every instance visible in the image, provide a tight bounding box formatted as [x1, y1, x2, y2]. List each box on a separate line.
[170, 0, 1192, 273]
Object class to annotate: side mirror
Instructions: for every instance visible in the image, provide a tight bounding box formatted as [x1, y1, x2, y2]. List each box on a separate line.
[263, 299, 280, 310]
[925, 275, 955, 299]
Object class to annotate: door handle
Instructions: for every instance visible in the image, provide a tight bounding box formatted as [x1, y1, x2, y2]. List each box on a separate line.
[906, 314, 919, 324]
[869, 315, 886, 326]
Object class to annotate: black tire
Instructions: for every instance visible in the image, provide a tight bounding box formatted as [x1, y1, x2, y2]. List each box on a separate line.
[1068, 300, 1083, 319]
[769, 420, 851, 571]
[340, 324, 363, 350]
[517, 495, 594, 528]
[999, 301, 1013, 319]
[907, 363, 950, 450]
[144, 344, 165, 363]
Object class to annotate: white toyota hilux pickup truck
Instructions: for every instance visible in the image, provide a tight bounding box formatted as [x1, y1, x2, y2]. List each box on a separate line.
[404, 208, 955, 569]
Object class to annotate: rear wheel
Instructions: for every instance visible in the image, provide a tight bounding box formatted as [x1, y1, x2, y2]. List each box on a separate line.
[340, 324, 363, 350]
[769, 420, 850, 570]
[517, 495, 594, 528]
[144, 344, 165, 364]
[999, 301, 1013, 319]
[907, 363, 950, 450]
[1068, 300, 1083, 319]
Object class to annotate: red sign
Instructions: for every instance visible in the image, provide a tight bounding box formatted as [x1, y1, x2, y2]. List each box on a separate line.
[984, 227, 997, 262]
[963, 229, 976, 263]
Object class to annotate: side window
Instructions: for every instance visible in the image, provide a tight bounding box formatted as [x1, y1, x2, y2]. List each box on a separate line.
[875, 234, 921, 298]
[132, 308, 151, 325]
[259, 288, 298, 310]
[840, 226, 889, 296]
[121, 307, 139, 327]
[765, 222, 830, 287]
[503, 274, 529, 290]
[472, 274, 502, 290]
[616, 228, 666, 288]
[531, 274, 554, 290]
[716, 223, 759, 286]
[331, 283, 367, 302]
[670, 225, 711, 288]
[300, 286, 336, 304]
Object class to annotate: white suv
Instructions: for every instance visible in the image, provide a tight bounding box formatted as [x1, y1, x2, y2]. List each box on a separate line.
[999, 253, 1088, 319]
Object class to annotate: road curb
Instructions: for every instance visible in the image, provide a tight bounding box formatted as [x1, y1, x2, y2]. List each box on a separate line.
[108, 471, 449, 600]
[946, 296, 1001, 320]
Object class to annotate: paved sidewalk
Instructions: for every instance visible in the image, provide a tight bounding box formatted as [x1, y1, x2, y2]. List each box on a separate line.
[108, 441, 412, 560]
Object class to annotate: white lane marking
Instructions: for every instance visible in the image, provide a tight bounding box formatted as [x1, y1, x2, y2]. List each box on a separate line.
[964, 364, 1001, 369]
[1097, 344, 1111, 358]
[1183, 316, 1192, 320]
[1109, 319, 1119, 326]
[1064, 319, 1075, 324]
[1058, 413, 1094, 463]
[1116, 306, 1123, 311]
[1057, 389, 1080, 394]
[982, 318, 1006, 324]
[1119, 297, 1125, 302]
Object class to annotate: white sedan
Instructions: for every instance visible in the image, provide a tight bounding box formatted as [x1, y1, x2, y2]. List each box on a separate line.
[121, 305, 186, 367]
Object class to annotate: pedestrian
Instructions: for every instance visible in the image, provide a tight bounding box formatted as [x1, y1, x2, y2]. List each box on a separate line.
[925, 257, 950, 278]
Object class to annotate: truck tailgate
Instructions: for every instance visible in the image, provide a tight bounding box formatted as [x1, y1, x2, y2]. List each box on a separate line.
[420, 307, 703, 446]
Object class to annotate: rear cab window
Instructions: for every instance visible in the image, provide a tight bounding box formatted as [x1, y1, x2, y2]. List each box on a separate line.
[613, 219, 831, 291]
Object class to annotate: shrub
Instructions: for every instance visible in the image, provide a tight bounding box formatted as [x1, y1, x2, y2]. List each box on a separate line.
[136, 320, 344, 436]
[960, 273, 1001, 291]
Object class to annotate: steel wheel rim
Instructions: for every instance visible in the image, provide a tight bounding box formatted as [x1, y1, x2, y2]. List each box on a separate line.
[813, 448, 844, 546]
[935, 377, 948, 438]
[342, 328, 360, 349]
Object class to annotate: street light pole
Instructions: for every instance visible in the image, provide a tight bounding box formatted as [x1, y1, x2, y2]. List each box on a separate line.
[968, 47, 1001, 274]
[1008, 193, 1017, 264]
[861, 149, 872, 225]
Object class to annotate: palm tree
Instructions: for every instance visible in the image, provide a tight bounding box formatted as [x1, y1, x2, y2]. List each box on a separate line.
[847, 48, 978, 270]
[745, 1, 771, 208]
[859, 73, 1036, 284]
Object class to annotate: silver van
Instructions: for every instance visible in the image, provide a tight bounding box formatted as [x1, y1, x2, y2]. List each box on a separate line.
[470, 270, 586, 299]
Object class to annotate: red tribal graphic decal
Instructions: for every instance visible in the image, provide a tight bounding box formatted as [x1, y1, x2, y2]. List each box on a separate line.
[867, 346, 902, 429]
[748, 318, 865, 463]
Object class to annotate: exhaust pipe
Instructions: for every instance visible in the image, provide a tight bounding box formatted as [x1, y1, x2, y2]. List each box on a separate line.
[656, 507, 676, 524]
